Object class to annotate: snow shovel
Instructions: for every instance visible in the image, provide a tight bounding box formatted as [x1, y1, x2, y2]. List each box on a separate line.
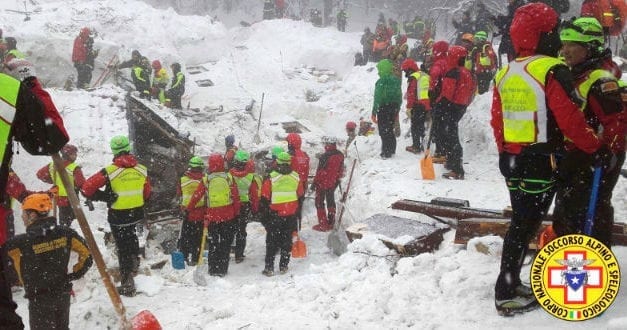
[327, 159, 357, 256]
[291, 216, 307, 258]
[52, 153, 161, 330]
[253, 93, 265, 144]
[420, 125, 435, 180]
[193, 221, 209, 286]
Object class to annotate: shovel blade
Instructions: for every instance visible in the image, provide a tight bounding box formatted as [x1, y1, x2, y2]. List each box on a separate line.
[420, 151, 435, 180]
[327, 230, 348, 256]
[131, 310, 162, 330]
[193, 264, 208, 286]
[291, 239, 307, 258]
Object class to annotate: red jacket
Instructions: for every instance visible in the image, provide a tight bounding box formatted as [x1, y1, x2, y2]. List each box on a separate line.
[81, 154, 151, 201]
[406, 72, 431, 110]
[490, 57, 602, 155]
[313, 144, 345, 190]
[72, 33, 89, 64]
[36, 160, 86, 207]
[428, 58, 448, 100]
[177, 170, 206, 222]
[1, 171, 31, 245]
[438, 68, 475, 107]
[229, 167, 260, 214]
[290, 149, 310, 185]
[581, 0, 614, 28]
[187, 172, 240, 224]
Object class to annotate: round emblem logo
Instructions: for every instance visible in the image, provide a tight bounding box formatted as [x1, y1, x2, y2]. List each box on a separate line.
[531, 234, 620, 321]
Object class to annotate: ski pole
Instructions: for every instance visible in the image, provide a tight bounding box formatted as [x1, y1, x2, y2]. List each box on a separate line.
[584, 166, 602, 236]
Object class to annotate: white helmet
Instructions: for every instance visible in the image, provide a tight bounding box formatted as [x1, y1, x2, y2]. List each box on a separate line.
[321, 136, 338, 144]
[5, 59, 36, 81]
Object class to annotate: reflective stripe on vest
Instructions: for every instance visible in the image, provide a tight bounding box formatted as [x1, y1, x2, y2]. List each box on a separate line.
[105, 164, 147, 210]
[203, 172, 233, 208]
[7, 49, 26, 60]
[233, 174, 254, 202]
[269, 172, 299, 205]
[49, 162, 78, 197]
[575, 69, 617, 110]
[410, 71, 430, 101]
[252, 173, 263, 198]
[0, 74, 19, 165]
[180, 175, 206, 208]
[494, 55, 563, 144]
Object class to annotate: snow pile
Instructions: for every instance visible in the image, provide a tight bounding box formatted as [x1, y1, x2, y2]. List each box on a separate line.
[4, 0, 626, 329]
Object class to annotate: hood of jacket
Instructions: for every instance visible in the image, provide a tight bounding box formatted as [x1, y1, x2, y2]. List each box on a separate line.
[377, 59, 394, 77]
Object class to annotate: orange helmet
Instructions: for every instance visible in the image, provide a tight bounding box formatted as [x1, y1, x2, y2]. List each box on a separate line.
[461, 33, 474, 43]
[22, 193, 53, 213]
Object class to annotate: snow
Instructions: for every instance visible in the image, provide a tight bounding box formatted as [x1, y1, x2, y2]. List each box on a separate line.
[3, 0, 627, 329]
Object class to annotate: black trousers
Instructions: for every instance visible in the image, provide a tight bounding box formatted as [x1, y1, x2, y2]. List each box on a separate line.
[28, 292, 71, 330]
[441, 104, 466, 174]
[264, 215, 297, 270]
[74, 63, 93, 89]
[108, 209, 141, 279]
[430, 105, 446, 156]
[553, 151, 626, 247]
[233, 204, 252, 259]
[409, 104, 427, 149]
[58, 205, 75, 227]
[476, 71, 493, 95]
[0, 244, 24, 329]
[495, 152, 555, 300]
[178, 217, 203, 263]
[208, 221, 235, 276]
[376, 103, 399, 157]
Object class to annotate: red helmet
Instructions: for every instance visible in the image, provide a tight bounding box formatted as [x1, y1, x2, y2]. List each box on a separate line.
[346, 121, 357, 130]
[432, 40, 449, 58]
[286, 133, 302, 149]
[151, 60, 161, 71]
[208, 153, 225, 173]
[61, 144, 78, 160]
[447, 46, 468, 68]
[400, 58, 418, 72]
[80, 27, 90, 37]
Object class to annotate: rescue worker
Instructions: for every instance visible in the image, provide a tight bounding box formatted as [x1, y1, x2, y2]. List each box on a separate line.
[471, 31, 498, 94]
[263, 0, 275, 20]
[166, 62, 185, 109]
[337, 9, 348, 32]
[345, 121, 357, 152]
[72, 27, 98, 89]
[0, 29, 6, 63]
[427, 40, 450, 163]
[81, 136, 151, 296]
[401, 58, 430, 154]
[117, 50, 151, 98]
[371, 59, 402, 159]
[4, 169, 33, 239]
[260, 152, 304, 276]
[36, 144, 86, 227]
[150, 60, 169, 104]
[437, 46, 475, 180]
[490, 3, 607, 315]
[286, 133, 310, 225]
[229, 151, 260, 263]
[6, 193, 92, 330]
[224, 134, 238, 170]
[187, 154, 240, 277]
[177, 156, 207, 266]
[360, 27, 374, 64]
[0, 69, 69, 329]
[2, 37, 26, 69]
[552, 17, 625, 247]
[311, 137, 345, 232]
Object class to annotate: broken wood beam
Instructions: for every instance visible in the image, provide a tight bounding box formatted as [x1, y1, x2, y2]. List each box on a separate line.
[391, 199, 504, 220]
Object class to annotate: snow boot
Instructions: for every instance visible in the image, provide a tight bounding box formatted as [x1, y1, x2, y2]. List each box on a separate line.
[117, 274, 136, 297]
[313, 209, 332, 231]
[405, 146, 422, 154]
[442, 171, 464, 180]
[262, 268, 274, 277]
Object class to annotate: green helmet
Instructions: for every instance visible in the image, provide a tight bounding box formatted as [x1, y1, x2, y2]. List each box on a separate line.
[560, 17, 604, 46]
[474, 31, 488, 42]
[188, 156, 204, 168]
[110, 135, 130, 155]
[276, 151, 291, 164]
[271, 145, 284, 159]
[234, 150, 250, 163]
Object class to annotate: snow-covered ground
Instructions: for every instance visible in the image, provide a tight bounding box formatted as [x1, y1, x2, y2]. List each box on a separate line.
[3, 0, 627, 329]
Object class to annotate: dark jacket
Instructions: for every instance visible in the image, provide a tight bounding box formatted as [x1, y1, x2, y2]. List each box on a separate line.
[6, 217, 92, 298]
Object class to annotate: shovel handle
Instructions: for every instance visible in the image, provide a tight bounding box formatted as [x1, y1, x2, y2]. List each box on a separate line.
[336, 159, 357, 228]
[52, 153, 132, 329]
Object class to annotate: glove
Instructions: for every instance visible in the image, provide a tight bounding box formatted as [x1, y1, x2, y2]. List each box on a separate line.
[371, 114, 377, 124]
[593, 145, 617, 171]
[83, 199, 95, 211]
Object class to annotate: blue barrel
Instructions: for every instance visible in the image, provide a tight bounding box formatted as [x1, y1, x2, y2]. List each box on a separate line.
[171, 251, 185, 270]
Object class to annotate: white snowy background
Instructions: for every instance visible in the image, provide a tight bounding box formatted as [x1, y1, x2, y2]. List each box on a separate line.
[2, 0, 627, 329]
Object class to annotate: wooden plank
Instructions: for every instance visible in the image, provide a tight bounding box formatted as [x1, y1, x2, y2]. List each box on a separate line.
[454, 218, 627, 249]
[391, 199, 504, 220]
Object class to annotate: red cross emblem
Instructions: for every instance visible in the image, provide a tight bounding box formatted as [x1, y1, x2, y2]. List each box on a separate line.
[547, 250, 603, 304]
